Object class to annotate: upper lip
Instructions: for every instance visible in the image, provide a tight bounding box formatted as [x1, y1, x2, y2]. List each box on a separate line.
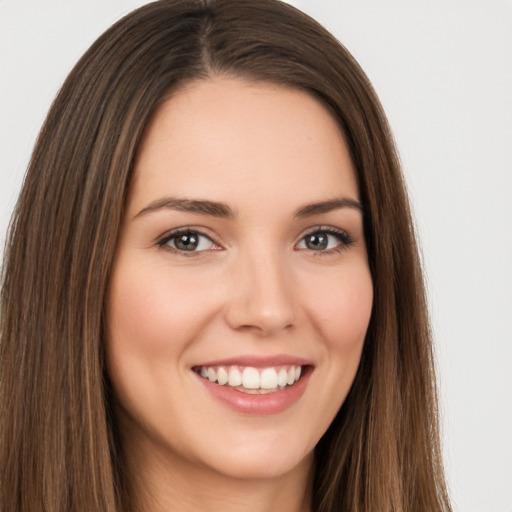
[192, 354, 313, 368]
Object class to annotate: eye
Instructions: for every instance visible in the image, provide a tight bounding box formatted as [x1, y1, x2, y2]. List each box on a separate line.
[296, 228, 353, 252]
[159, 229, 217, 253]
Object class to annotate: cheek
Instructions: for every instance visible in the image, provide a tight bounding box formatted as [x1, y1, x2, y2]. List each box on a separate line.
[293, 262, 373, 444]
[309, 264, 373, 352]
[105, 263, 209, 417]
[104, 261, 219, 430]
[106, 262, 220, 358]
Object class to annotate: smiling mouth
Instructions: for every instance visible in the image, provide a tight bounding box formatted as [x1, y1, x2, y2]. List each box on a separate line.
[194, 365, 304, 394]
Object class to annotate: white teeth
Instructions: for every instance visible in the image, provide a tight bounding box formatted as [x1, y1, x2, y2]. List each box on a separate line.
[217, 366, 228, 386]
[242, 367, 260, 389]
[228, 367, 242, 387]
[198, 364, 304, 392]
[260, 368, 278, 389]
[207, 367, 217, 382]
[278, 368, 288, 387]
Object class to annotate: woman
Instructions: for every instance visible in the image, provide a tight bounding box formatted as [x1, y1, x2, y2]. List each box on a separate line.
[0, 1, 452, 511]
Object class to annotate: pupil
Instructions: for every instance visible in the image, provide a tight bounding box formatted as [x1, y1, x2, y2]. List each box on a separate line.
[175, 233, 198, 251]
[306, 233, 327, 250]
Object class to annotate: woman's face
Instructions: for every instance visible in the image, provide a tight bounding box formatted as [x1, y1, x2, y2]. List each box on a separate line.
[106, 78, 373, 482]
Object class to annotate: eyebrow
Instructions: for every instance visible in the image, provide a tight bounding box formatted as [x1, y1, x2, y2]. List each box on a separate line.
[135, 197, 234, 219]
[134, 196, 363, 220]
[294, 198, 363, 218]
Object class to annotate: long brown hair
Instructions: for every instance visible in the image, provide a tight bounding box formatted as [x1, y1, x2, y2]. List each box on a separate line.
[1, 1, 451, 511]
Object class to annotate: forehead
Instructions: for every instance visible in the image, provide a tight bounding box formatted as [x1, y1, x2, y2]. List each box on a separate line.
[128, 77, 359, 215]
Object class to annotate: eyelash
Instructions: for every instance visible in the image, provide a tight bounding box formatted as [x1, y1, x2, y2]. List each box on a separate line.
[156, 226, 354, 256]
[157, 228, 219, 257]
[298, 226, 354, 255]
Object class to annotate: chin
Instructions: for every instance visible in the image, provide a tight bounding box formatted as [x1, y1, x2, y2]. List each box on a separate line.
[188, 428, 315, 481]
[203, 446, 313, 482]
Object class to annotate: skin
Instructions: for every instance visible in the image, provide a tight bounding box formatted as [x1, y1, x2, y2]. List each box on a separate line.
[106, 77, 373, 512]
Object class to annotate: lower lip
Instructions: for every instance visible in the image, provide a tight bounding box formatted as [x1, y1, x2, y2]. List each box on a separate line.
[194, 368, 312, 415]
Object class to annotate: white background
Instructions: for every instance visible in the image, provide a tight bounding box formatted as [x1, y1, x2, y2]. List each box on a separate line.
[1, 1, 511, 511]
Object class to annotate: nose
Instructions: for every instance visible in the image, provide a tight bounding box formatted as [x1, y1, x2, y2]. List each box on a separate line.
[224, 249, 296, 335]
